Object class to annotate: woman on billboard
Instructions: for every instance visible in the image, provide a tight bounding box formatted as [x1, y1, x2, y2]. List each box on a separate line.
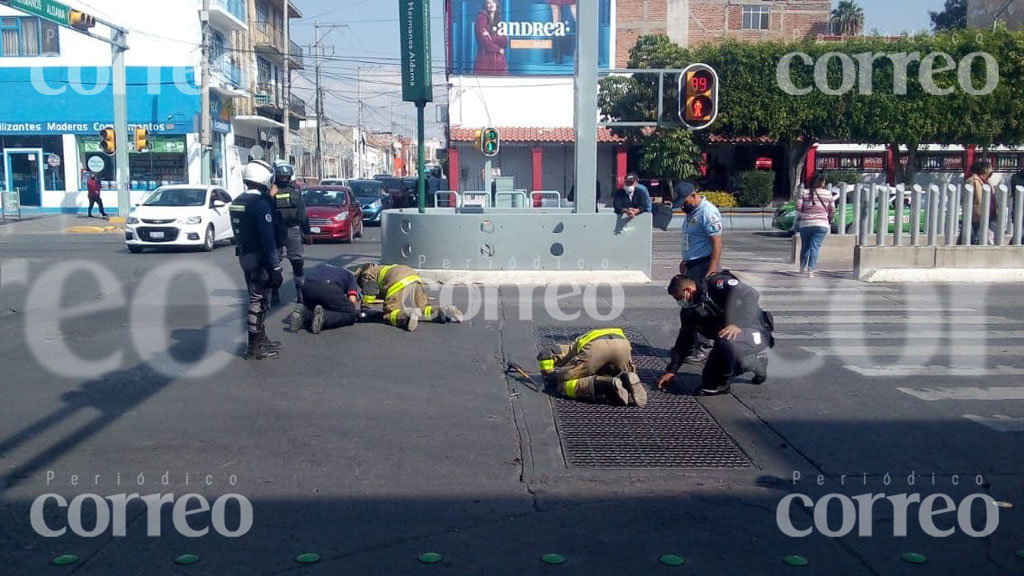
[474, 0, 507, 74]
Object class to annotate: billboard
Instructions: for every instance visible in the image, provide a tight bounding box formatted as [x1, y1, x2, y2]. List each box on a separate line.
[448, 0, 610, 76]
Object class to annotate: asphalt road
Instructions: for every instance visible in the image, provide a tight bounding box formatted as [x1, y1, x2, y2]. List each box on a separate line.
[0, 216, 1021, 575]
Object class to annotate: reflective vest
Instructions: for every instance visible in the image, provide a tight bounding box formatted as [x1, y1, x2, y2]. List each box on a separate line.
[576, 328, 626, 352]
[378, 265, 422, 299]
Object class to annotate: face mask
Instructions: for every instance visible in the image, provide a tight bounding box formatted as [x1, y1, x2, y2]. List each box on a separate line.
[683, 201, 698, 214]
[677, 298, 694, 309]
[626, 186, 635, 193]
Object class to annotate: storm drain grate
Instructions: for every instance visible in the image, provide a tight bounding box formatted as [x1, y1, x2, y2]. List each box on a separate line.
[535, 326, 752, 469]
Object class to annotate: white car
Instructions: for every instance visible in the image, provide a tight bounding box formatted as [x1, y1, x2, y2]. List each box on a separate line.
[125, 185, 236, 253]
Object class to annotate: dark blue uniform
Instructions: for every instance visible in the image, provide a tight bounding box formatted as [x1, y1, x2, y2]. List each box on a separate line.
[668, 271, 773, 390]
[300, 264, 360, 331]
[230, 191, 281, 343]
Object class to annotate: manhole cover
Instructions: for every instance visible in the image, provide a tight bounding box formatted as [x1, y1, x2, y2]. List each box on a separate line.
[535, 327, 752, 469]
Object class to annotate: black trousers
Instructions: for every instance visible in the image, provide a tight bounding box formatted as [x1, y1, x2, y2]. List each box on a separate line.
[703, 329, 769, 386]
[239, 254, 271, 336]
[88, 197, 107, 217]
[302, 280, 359, 330]
[683, 256, 713, 354]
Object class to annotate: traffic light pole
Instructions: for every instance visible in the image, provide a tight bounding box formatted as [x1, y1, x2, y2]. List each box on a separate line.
[573, 0, 598, 214]
[111, 28, 131, 217]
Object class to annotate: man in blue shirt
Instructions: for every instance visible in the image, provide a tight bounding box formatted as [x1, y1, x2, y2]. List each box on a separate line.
[678, 185, 723, 282]
[677, 184, 724, 364]
[612, 173, 652, 218]
[289, 264, 369, 334]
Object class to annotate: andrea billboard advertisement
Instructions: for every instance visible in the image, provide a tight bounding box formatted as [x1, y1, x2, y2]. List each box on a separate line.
[448, 0, 611, 76]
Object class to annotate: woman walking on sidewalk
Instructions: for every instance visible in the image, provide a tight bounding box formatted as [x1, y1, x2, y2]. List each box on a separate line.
[86, 172, 108, 219]
[797, 173, 835, 278]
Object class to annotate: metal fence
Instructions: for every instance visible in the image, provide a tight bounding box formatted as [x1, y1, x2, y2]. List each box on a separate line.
[830, 182, 1024, 248]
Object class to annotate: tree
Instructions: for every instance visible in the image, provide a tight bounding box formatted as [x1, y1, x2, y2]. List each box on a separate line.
[637, 128, 703, 192]
[830, 0, 865, 36]
[930, 0, 967, 31]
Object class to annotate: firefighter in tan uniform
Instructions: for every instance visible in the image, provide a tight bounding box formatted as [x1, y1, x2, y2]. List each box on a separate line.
[537, 328, 647, 407]
[354, 263, 463, 331]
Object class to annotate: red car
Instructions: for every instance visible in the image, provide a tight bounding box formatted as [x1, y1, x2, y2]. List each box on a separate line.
[302, 186, 363, 243]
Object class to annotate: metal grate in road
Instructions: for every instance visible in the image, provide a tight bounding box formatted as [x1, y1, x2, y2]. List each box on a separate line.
[535, 326, 752, 469]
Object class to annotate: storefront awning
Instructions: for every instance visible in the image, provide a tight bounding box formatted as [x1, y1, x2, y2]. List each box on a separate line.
[232, 115, 286, 131]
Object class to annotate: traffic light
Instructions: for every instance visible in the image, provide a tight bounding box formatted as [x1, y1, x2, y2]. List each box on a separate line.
[134, 127, 150, 152]
[679, 63, 719, 131]
[99, 127, 116, 154]
[69, 10, 96, 31]
[480, 127, 499, 157]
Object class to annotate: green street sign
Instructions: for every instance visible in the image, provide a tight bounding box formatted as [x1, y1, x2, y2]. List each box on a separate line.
[399, 0, 432, 103]
[6, 0, 72, 28]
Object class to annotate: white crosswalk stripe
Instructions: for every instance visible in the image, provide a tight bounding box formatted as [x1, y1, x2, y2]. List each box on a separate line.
[750, 277, 1024, 432]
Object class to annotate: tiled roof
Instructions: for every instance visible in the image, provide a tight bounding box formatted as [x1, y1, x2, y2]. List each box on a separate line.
[450, 126, 624, 144]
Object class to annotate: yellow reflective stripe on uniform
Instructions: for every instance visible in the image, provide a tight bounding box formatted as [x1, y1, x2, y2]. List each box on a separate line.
[564, 379, 579, 399]
[277, 193, 290, 200]
[385, 275, 422, 299]
[362, 295, 377, 304]
[538, 359, 554, 372]
[387, 310, 401, 326]
[377, 265, 396, 286]
[424, 306, 433, 317]
[229, 205, 245, 212]
[577, 328, 626, 352]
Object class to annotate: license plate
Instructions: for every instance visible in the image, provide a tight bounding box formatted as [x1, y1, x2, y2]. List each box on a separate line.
[150, 231, 164, 239]
[310, 227, 321, 234]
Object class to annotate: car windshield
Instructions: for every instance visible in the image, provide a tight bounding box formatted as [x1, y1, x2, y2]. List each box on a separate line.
[349, 182, 382, 198]
[303, 189, 348, 207]
[143, 188, 207, 207]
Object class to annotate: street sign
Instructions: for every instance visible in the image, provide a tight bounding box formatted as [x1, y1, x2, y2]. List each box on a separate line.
[399, 0, 432, 103]
[2, 189, 22, 220]
[5, 0, 72, 28]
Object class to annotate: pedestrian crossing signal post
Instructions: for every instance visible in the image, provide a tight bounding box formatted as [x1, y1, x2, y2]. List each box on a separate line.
[679, 63, 719, 131]
[479, 127, 499, 199]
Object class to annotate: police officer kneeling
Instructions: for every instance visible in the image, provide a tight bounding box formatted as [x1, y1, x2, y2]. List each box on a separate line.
[230, 160, 284, 360]
[288, 264, 374, 334]
[658, 271, 773, 396]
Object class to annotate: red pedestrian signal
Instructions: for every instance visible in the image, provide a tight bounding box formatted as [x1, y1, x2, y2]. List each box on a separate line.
[679, 64, 719, 131]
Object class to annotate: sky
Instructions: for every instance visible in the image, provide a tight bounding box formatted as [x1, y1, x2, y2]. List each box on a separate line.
[288, 0, 946, 140]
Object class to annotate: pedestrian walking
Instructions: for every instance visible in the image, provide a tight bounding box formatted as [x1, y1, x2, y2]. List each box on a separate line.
[796, 173, 835, 278]
[966, 160, 996, 246]
[86, 172, 108, 218]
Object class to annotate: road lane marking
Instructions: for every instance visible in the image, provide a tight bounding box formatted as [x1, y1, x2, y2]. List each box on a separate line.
[804, 345, 1024, 356]
[778, 330, 1024, 340]
[962, 415, 1024, 432]
[845, 365, 1024, 377]
[897, 387, 1024, 401]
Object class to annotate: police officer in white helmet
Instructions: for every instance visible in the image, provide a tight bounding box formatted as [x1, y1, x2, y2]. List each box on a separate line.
[229, 160, 284, 360]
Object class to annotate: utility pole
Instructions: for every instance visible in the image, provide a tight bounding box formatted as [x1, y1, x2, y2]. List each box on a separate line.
[112, 27, 130, 214]
[200, 0, 211, 184]
[357, 66, 363, 179]
[282, 1, 291, 165]
[314, 20, 324, 180]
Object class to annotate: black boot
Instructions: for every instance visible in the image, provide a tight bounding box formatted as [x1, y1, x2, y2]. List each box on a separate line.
[263, 334, 282, 351]
[697, 381, 731, 396]
[244, 333, 279, 360]
[358, 309, 385, 323]
[739, 351, 769, 385]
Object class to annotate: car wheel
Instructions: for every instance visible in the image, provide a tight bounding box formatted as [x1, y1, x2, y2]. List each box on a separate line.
[202, 225, 215, 252]
[127, 245, 143, 254]
[355, 221, 363, 238]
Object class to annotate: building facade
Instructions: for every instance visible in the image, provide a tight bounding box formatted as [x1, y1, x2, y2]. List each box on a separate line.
[445, 0, 829, 201]
[0, 0, 303, 211]
[967, 0, 1024, 29]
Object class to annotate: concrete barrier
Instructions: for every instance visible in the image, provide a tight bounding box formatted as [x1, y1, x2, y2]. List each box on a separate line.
[855, 245, 1024, 280]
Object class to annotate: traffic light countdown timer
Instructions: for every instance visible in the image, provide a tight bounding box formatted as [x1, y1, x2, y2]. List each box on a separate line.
[679, 63, 719, 131]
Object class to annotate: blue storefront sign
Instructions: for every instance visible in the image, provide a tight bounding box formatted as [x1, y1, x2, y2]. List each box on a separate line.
[0, 66, 200, 135]
[448, 0, 610, 76]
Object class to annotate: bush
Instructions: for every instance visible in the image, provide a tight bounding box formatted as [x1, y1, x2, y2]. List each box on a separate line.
[702, 191, 737, 208]
[827, 171, 861, 187]
[736, 171, 774, 207]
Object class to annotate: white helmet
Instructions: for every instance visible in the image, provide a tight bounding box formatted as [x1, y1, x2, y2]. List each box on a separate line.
[242, 160, 274, 191]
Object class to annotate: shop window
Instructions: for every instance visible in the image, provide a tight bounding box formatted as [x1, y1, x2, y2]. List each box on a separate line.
[0, 17, 60, 57]
[78, 136, 188, 191]
[0, 135, 66, 191]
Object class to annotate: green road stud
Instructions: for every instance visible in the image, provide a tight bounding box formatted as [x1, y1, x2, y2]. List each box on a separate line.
[901, 552, 927, 564]
[418, 552, 443, 564]
[659, 554, 685, 566]
[296, 553, 321, 564]
[541, 553, 566, 565]
[174, 554, 200, 565]
[52, 554, 79, 566]
[783, 555, 809, 567]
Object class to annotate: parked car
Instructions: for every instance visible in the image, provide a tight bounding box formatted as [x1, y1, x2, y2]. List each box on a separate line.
[402, 177, 437, 208]
[302, 186, 363, 243]
[319, 178, 347, 187]
[125, 185, 235, 253]
[348, 179, 391, 225]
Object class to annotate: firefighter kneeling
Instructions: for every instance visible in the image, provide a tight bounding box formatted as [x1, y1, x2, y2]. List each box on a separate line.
[353, 263, 463, 331]
[537, 328, 647, 408]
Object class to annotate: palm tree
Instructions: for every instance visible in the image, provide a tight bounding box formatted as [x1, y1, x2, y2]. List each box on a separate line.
[830, 0, 865, 36]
